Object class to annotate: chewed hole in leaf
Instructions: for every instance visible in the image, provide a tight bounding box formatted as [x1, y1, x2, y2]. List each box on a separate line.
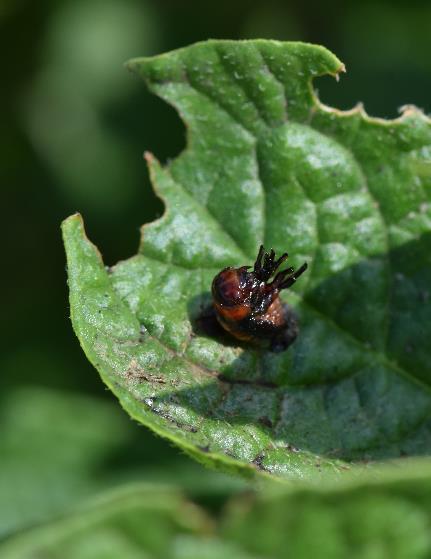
[62, 40, 431, 481]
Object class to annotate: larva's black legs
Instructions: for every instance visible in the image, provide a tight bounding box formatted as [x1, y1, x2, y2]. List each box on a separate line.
[272, 262, 308, 290]
[254, 245, 288, 282]
[253, 245, 307, 290]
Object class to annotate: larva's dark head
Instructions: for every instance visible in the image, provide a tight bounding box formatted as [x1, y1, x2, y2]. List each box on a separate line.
[212, 245, 308, 313]
[211, 265, 252, 307]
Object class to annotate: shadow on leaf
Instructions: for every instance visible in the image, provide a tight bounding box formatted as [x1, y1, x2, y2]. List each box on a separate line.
[151, 234, 431, 467]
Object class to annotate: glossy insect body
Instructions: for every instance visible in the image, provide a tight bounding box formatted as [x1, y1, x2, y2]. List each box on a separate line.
[212, 246, 307, 351]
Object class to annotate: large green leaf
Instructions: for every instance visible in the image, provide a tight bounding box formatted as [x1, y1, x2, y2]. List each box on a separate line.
[62, 40, 431, 481]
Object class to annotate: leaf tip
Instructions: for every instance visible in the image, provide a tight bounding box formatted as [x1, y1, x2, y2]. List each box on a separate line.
[61, 212, 84, 236]
[144, 150, 163, 180]
[124, 57, 141, 73]
[334, 62, 346, 81]
[144, 151, 164, 185]
[398, 104, 425, 118]
[144, 150, 155, 165]
[61, 212, 105, 269]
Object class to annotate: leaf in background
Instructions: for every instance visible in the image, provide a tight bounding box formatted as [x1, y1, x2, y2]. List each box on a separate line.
[0, 484, 212, 559]
[4, 465, 431, 558]
[23, 0, 161, 214]
[62, 40, 431, 481]
[0, 386, 131, 539]
[223, 464, 431, 558]
[0, 387, 243, 539]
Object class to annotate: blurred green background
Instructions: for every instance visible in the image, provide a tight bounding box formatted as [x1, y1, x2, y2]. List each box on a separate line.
[2, 0, 431, 539]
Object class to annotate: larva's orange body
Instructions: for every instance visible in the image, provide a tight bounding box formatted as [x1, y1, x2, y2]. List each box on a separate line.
[211, 246, 307, 352]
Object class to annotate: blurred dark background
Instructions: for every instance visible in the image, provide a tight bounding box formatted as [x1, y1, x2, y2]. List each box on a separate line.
[1, 0, 431, 536]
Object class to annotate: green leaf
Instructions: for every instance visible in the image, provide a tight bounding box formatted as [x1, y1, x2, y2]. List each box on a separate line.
[0, 386, 134, 538]
[0, 484, 212, 559]
[0, 386, 244, 539]
[62, 40, 431, 481]
[223, 464, 431, 558]
[4, 466, 431, 558]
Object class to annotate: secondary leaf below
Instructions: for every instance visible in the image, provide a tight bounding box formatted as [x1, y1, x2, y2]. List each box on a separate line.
[5, 465, 431, 558]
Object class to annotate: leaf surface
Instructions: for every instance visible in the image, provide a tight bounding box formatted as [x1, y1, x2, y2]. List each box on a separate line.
[63, 40, 431, 481]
